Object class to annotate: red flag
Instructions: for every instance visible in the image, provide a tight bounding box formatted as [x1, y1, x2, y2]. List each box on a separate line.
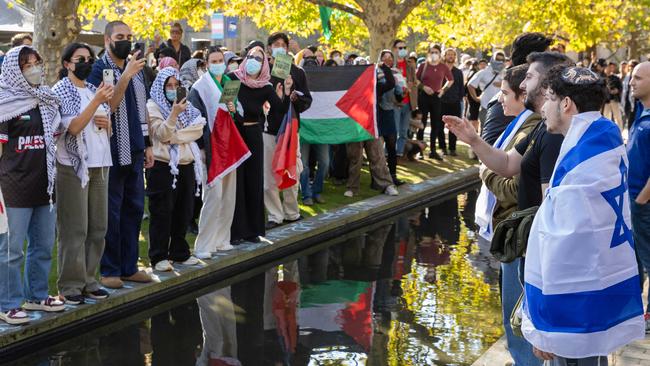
[207, 109, 251, 187]
[272, 106, 299, 190]
[335, 65, 377, 138]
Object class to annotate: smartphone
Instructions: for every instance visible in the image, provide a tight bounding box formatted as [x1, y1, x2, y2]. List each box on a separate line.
[176, 86, 187, 102]
[102, 69, 114, 85]
[133, 42, 145, 60]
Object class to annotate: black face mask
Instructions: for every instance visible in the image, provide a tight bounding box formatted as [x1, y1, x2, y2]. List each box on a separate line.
[110, 40, 132, 60]
[72, 61, 93, 80]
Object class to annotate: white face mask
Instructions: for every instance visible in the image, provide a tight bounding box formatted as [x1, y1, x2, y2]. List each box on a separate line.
[23, 66, 43, 86]
[228, 63, 239, 72]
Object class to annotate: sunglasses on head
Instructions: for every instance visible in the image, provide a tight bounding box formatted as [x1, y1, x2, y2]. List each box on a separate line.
[247, 55, 264, 62]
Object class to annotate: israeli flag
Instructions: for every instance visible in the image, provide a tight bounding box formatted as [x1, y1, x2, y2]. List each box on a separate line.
[476, 109, 533, 240]
[522, 112, 644, 358]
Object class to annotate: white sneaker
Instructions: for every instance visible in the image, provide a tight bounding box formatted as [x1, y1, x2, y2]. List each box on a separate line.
[194, 252, 212, 260]
[180, 256, 200, 266]
[0, 308, 30, 325]
[385, 185, 399, 196]
[23, 296, 65, 312]
[344, 190, 354, 197]
[154, 260, 174, 272]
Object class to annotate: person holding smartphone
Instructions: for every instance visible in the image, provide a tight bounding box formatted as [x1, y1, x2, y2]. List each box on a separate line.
[52, 42, 114, 305]
[146, 67, 205, 272]
[87, 21, 153, 289]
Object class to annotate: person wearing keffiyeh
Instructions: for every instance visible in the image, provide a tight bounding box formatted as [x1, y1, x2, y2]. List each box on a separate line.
[52, 42, 114, 306]
[87, 20, 153, 289]
[0, 45, 65, 324]
[146, 67, 205, 272]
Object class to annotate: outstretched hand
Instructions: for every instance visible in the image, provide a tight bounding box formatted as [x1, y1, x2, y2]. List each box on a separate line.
[442, 115, 480, 146]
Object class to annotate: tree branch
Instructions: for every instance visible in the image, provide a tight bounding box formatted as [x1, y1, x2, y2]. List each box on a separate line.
[303, 0, 365, 20]
[397, 0, 427, 22]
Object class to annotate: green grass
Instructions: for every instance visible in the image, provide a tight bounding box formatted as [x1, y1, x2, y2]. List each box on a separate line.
[47, 144, 477, 293]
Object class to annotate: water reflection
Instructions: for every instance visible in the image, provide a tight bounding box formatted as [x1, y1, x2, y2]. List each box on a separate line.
[13, 190, 503, 366]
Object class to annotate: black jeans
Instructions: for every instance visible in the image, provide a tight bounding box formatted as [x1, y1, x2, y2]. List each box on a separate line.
[417, 91, 442, 152]
[146, 161, 195, 266]
[441, 101, 461, 151]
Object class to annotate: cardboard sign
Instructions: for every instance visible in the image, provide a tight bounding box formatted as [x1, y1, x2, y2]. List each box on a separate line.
[271, 54, 293, 80]
[219, 80, 241, 104]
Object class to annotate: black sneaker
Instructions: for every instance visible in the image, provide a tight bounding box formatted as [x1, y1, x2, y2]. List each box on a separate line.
[85, 289, 109, 300]
[63, 294, 85, 305]
[266, 221, 281, 230]
[429, 151, 443, 161]
[449, 150, 458, 156]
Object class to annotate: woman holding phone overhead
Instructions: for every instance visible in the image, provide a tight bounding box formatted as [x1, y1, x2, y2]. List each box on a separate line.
[145, 67, 205, 272]
[227, 45, 292, 244]
[52, 42, 114, 305]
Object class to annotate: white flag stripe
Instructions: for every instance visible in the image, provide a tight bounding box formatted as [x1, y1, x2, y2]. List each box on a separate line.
[300, 91, 347, 120]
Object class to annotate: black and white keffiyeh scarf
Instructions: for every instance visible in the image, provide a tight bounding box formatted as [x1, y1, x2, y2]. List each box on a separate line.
[151, 67, 204, 194]
[52, 77, 110, 187]
[102, 51, 147, 166]
[0, 45, 61, 204]
[179, 59, 201, 90]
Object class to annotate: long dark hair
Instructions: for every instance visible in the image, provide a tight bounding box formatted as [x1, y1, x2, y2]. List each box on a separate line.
[58, 42, 96, 80]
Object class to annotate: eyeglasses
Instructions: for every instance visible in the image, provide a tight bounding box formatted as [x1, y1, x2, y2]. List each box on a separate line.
[397, 46, 407, 50]
[247, 55, 264, 62]
[72, 56, 94, 64]
[561, 67, 601, 85]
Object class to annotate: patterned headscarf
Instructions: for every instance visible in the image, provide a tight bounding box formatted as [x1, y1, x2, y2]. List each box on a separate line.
[158, 56, 179, 71]
[102, 50, 147, 166]
[179, 58, 201, 89]
[0, 45, 61, 204]
[233, 46, 272, 89]
[52, 77, 110, 187]
[150, 67, 204, 193]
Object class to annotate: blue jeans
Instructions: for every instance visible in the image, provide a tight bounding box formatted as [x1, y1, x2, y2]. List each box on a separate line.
[101, 152, 145, 277]
[300, 143, 330, 200]
[0, 205, 56, 311]
[501, 258, 543, 366]
[395, 103, 411, 156]
[631, 200, 650, 312]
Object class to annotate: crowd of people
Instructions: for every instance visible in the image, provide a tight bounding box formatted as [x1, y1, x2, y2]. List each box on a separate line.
[0, 19, 649, 366]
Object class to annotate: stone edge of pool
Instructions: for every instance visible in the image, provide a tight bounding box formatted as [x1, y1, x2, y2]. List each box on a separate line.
[0, 167, 480, 355]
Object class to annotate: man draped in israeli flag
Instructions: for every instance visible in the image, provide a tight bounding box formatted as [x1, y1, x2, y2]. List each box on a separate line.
[521, 66, 644, 364]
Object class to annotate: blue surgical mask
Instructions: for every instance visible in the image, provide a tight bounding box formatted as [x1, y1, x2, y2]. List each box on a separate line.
[398, 49, 408, 58]
[209, 62, 226, 76]
[272, 47, 287, 58]
[165, 90, 177, 102]
[246, 59, 262, 75]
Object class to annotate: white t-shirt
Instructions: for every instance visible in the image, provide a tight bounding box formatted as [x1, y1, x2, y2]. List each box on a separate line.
[468, 66, 503, 109]
[57, 86, 113, 168]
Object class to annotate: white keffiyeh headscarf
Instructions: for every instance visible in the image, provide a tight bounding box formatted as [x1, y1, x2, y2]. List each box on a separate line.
[0, 45, 61, 205]
[103, 51, 147, 166]
[52, 77, 110, 188]
[150, 67, 204, 194]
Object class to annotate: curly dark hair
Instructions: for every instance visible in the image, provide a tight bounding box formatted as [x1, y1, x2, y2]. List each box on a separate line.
[541, 65, 607, 113]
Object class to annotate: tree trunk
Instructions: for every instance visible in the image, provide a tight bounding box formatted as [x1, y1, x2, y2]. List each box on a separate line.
[627, 31, 640, 60]
[33, 0, 82, 85]
[362, 4, 399, 59]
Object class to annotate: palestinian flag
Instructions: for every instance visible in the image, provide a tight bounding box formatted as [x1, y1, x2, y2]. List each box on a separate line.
[300, 65, 377, 145]
[272, 106, 299, 190]
[207, 109, 251, 187]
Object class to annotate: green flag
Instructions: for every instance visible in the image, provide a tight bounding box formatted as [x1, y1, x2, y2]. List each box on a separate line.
[319, 6, 333, 40]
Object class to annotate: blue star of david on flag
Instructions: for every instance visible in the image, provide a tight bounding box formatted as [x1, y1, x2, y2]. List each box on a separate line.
[601, 158, 634, 249]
